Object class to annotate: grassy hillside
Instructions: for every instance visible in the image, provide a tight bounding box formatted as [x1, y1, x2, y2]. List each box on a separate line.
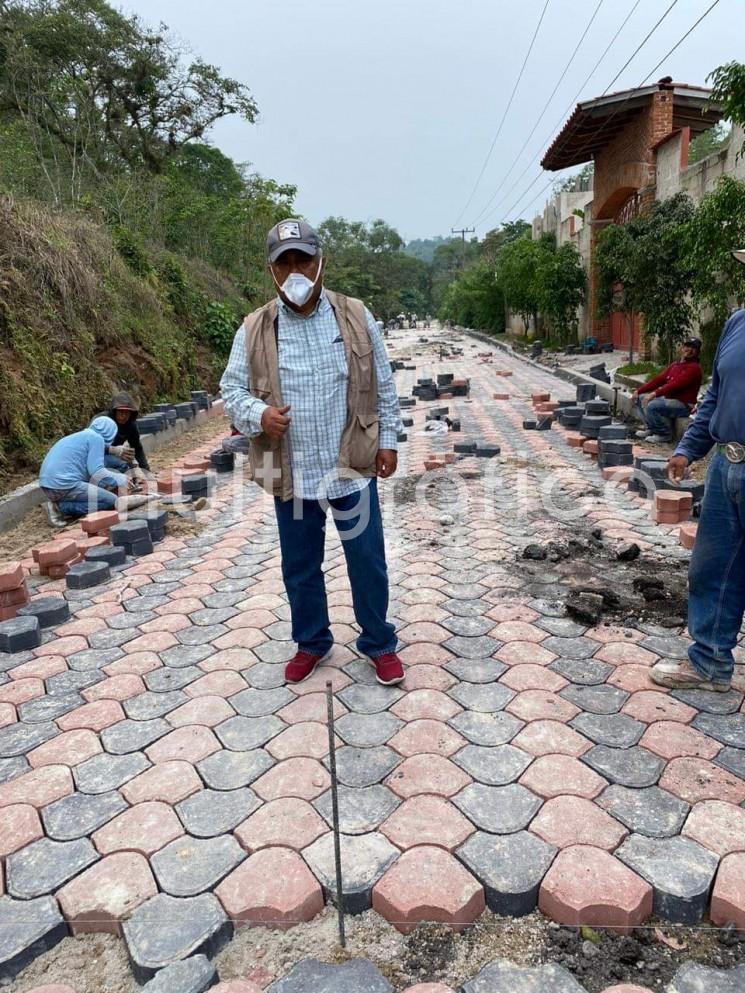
[0, 194, 247, 489]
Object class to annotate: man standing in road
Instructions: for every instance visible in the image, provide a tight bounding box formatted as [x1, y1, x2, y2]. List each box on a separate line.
[221, 219, 404, 686]
[651, 252, 745, 693]
[632, 339, 703, 444]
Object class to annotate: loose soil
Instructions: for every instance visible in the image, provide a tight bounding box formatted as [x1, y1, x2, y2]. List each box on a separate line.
[6, 911, 744, 992]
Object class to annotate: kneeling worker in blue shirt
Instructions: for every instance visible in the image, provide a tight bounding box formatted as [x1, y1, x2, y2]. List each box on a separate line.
[652, 249, 745, 693]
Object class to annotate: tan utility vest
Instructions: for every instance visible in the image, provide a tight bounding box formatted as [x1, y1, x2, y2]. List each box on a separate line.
[243, 289, 379, 502]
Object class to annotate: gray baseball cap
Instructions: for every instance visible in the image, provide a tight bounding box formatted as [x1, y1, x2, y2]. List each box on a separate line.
[266, 218, 321, 263]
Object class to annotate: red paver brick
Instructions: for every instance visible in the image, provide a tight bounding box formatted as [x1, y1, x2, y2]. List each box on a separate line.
[519, 754, 607, 799]
[35, 635, 87, 658]
[660, 757, 745, 805]
[185, 670, 247, 698]
[679, 523, 697, 550]
[57, 851, 157, 935]
[486, 603, 541, 623]
[0, 677, 45, 706]
[82, 673, 146, 703]
[397, 622, 450, 644]
[500, 665, 568, 693]
[104, 652, 162, 676]
[123, 631, 178, 654]
[0, 562, 24, 593]
[235, 798, 327, 853]
[253, 758, 330, 801]
[277, 693, 346, 724]
[0, 702, 15, 728]
[539, 845, 652, 932]
[608, 665, 668, 694]
[491, 621, 547, 644]
[139, 613, 192, 634]
[622, 691, 696, 724]
[81, 510, 119, 534]
[93, 801, 184, 856]
[710, 852, 745, 932]
[390, 689, 462, 723]
[0, 764, 73, 810]
[215, 847, 323, 929]
[373, 845, 485, 934]
[0, 803, 43, 857]
[265, 722, 333, 761]
[389, 720, 467, 758]
[402, 665, 456, 691]
[495, 642, 557, 667]
[120, 760, 203, 806]
[144, 726, 221, 765]
[57, 698, 125, 732]
[36, 540, 78, 568]
[681, 799, 745, 856]
[386, 754, 471, 799]
[27, 728, 102, 768]
[506, 689, 580, 723]
[8, 655, 67, 681]
[225, 609, 279, 631]
[594, 643, 658, 667]
[381, 795, 475, 851]
[213, 629, 265, 651]
[529, 795, 628, 852]
[639, 721, 721, 761]
[167, 695, 235, 729]
[286, 667, 352, 697]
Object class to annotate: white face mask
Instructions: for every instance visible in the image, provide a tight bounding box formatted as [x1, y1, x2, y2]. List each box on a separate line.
[273, 258, 323, 307]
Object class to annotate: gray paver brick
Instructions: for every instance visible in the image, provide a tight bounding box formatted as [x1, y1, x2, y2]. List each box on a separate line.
[443, 634, 501, 658]
[549, 658, 613, 685]
[560, 684, 629, 715]
[715, 746, 745, 780]
[230, 686, 294, 717]
[463, 960, 587, 993]
[692, 712, 745, 749]
[598, 784, 690, 838]
[268, 957, 393, 993]
[442, 598, 490, 618]
[457, 829, 557, 916]
[535, 617, 588, 638]
[668, 962, 745, 993]
[74, 751, 150, 793]
[315, 784, 400, 834]
[140, 954, 217, 993]
[253, 640, 296, 664]
[177, 787, 261, 837]
[160, 645, 213, 668]
[453, 783, 543, 833]
[617, 833, 719, 923]
[6, 836, 98, 899]
[145, 667, 203, 692]
[672, 688, 744, 715]
[570, 712, 645, 748]
[197, 748, 274, 790]
[0, 617, 41, 654]
[337, 684, 404, 714]
[449, 682, 514, 712]
[177, 625, 229, 647]
[332, 746, 400, 788]
[0, 722, 58, 758]
[444, 657, 507, 683]
[440, 615, 495, 637]
[42, 790, 128, 841]
[0, 895, 67, 983]
[303, 832, 399, 914]
[334, 713, 404, 747]
[449, 710, 523, 746]
[453, 744, 533, 785]
[124, 691, 189, 720]
[215, 715, 285, 751]
[541, 636, 598, 659]
[152, 834, 245, 896]
[583, 745, 664, 787]
[46, 670, 104, 695]
[18, 692, 82, 723]
[0, 756, 30, 783]
[123, 892, 232, 984]
[102, 718, 171, 754]
[244, 663, 287, 689]
[67, 647, 124, 671]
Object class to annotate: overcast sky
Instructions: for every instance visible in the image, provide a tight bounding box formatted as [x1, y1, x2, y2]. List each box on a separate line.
[118, 0, 741, 241]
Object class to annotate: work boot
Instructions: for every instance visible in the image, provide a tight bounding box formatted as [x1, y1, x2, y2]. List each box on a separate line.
[284, 649, 332, 684]
[370, 652, 405, 686]
[650, 658, 731, 692]
[634, 430, 650, 440]
[644, 435, 672, 445]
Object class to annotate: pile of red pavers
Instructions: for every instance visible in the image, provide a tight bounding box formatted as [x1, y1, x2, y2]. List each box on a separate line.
[679, 522, 698, 549]
[31, 510, 117, 579]
[532, 393, 551, 404]
[654, 490, 693, 525]
[0, 561, 30, 621]
[565, 433, 584, 448]
[582, 440, 599, 460]
[157, 472, 181, 495]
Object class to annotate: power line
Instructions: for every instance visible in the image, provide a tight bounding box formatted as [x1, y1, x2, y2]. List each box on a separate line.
[501, 0, 724, 225]
[452, 0, 552, 227]
[599, 0, 680, 96]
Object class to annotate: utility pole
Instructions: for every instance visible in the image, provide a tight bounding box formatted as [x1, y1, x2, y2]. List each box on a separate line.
[451, 227, 475, 269]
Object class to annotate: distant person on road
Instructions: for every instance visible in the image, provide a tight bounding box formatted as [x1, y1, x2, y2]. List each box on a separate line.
[220, 218, 405, 687]
[39, 416, 132, 519]
[106, 392, 151, 472]
[632, 339, 702, 443]
[651, 256, 745, 693]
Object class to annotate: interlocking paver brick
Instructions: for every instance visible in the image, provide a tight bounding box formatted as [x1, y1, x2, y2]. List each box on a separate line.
[267, 958, 393, 993]
[123, 892, 231, 984]
[506, 690, 580, 723]
[235, 797, 325, 852]
[139, 954, 217, 993]
[710, 852, 745, 931]
[265, 722, 333, 761]
[681, 799, 745, 856]
[667, 962, 745, 993]
[444, 657, 506, 683]
[215, 715, 285, 751]
[560, 684, 629, 715]
[6, 836, 98, 898]
[380, 795, 474, 851]
[500, 665, 568, 693]
[145, 725, 221, 764]
[622, 691, 696, 724]
[692, 712, 745, 749]
[672, 687, 744, 715]
[457, 830, 557, 917]
[386, 753, 470, 798]
[571, 712, 645, 748]
[334, 712, 403, 747]
[453, 782, 542, 833]
[42, 790, 127, 841]
[152, 834, 245, 896]
[124, 690, 189, 720]
[659, 756, 745, 805]
[448, 710, 523, 746]
[617, 833, 719, 923]
[372, 845, 484, 934]
[582, 745, 664, 788]
[462, 961, 587, 993]
[598, 784, 689, 839]
[390, 689, 462, 722]
[549, 658, 613, 686]
[530, 795, 627, 851]
[197, 749, 274, 790]
[639, 720, 722, 760]
[519, 754, 607, 799]
[253, 757, 330, 801]
[0, 764, 72, 808]
[388, 719, 466, 757]
[0, 804, 43, 857]
[121, 760, 202, 805]
[337, 683, 404, 714]
[178, 787, 261, 838]
[57, 851, 157, 934]
[315, 784, 400, 835]
[56, 698, 124, 732]
[453, 743, 532, 785]
[18, 692, 83, 724]
[332, 745, 400, 788]
[0, 895, 66, 984]
[303, 831, 399, 914]
[539, 845, 652, 931]
[230, 686, 293, 717]
[448, 682, 514, 713]
[216, 846, 323, 928]
[0, 678, 44, 706]
[101, 717, 170, 754]
[512, 719, 591, 757]
[93, 800, 184, 856]
[73, 751, 149, 793]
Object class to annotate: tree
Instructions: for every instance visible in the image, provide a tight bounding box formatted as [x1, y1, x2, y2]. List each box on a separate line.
[495, 234, 544, 332]
[439, 260, 505, 333]
[708, 61, 745, 156]
[537, 241, 586, 343]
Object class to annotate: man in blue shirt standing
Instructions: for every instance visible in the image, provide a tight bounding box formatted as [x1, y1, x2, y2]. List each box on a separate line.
[221, 220, 405, 687]
[651, 251, 745, 692]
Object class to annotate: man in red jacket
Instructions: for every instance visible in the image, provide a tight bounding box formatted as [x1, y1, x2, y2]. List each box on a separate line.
[632, 339, 703, 443]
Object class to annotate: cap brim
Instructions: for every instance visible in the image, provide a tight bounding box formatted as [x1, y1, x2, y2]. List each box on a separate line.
[268, 241, 318, 264]
[733, 249, 745, 265]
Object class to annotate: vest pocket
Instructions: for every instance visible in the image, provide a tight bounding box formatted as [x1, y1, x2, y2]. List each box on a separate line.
[350, 337, 373, 391]
[349, 412, 379, 468]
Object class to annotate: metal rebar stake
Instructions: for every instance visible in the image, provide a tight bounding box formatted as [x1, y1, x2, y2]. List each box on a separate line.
[326, 680, 346, 948]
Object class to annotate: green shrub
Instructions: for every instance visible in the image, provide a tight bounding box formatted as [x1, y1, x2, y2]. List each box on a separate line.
[113, 226, 153, 277]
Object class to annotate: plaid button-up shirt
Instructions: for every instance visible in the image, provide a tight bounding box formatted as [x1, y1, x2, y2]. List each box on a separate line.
[220, 291, 401, 500]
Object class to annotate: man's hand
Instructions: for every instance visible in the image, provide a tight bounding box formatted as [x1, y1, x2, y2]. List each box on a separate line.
[109, 444, 135, 464]
[376, 449, 398, 479]
[668, 454, 690, 483]
[261, 405, 291, 439]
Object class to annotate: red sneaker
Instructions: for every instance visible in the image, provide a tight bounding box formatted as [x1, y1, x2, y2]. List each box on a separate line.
[284, 649, 331, 684]
[371, 652, 405, 686]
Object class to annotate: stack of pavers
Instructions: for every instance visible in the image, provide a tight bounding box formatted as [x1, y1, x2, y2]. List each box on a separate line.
[413, 378, 438, 401]
[533, 394, 560, 431]
[597, 425, 634, 474]
[588, 361, 611, 383]
[33, 538, 79, 579]
[110, 518, 154, 557]
[175, 401, 196, 421]
[191, 389, 211, 411]
[135, 411, 168, 436]
[210, 448, 235, 473]
[653, 489, 694, 525]
[128, 508, 168, 543]
[0, 562, 30, 621]
[179, 456, 212, 503]
[629, 456, 668, 497]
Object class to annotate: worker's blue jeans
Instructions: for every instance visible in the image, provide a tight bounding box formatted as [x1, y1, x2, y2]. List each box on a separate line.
[54, 456, 129, 517]
[641, 397, 690, 440]
[273, 480, 397, 659]
[687, 453, 745, 685]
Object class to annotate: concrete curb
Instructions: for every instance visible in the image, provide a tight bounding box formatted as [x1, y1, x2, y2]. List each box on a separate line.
[0, 399, 226, 532]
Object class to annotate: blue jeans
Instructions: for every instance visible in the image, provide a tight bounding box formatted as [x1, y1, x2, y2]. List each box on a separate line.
[688, 453, 745, 684]
[642, 397, 690, 440]
[274, 480, 397, 658]
[55, 456, 128, 516]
